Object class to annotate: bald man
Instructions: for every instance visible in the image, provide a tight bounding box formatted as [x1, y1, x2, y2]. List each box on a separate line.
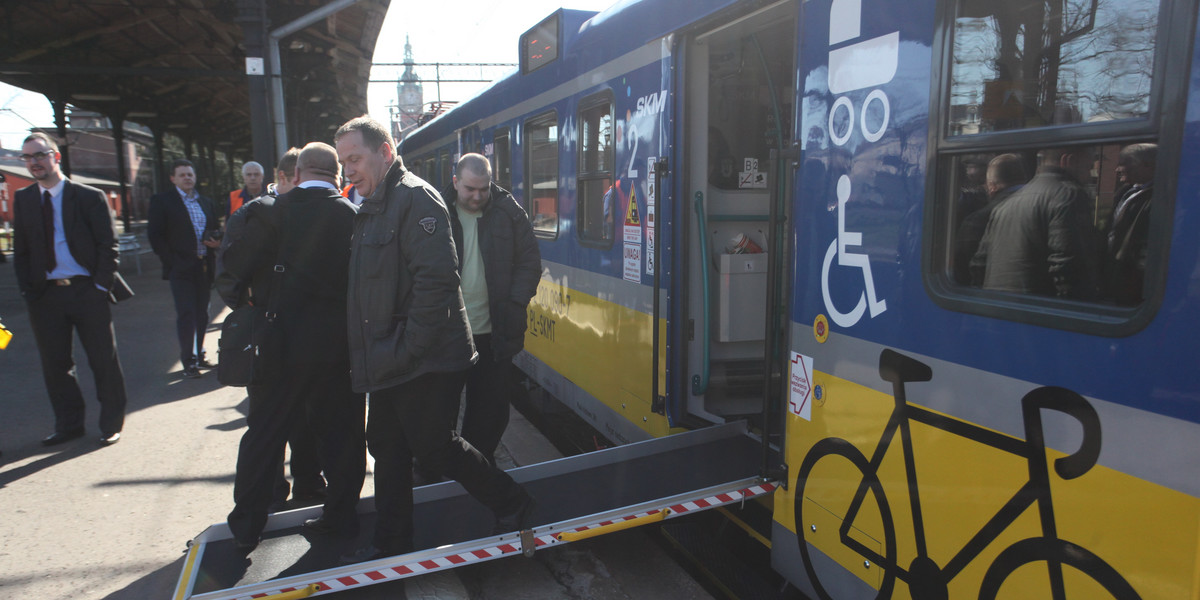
[222, 142, 365, 551]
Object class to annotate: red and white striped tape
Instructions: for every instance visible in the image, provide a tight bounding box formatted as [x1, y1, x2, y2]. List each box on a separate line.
[230, 482, 777, 599]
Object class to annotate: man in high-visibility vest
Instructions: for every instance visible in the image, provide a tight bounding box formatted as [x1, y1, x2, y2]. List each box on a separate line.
[227, 161, 264, 221]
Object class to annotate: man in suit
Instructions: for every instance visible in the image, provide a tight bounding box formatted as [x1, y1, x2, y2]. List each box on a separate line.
[149, 159, 220, 378]
[221, 142, 365, 551]
[12, 132, 128, 446]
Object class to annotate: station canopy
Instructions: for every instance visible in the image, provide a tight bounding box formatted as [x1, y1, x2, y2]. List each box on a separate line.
[0, 0, 391, 159]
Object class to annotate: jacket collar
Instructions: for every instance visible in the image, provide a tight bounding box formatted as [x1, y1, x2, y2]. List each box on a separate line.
[358, 159, 405, 215]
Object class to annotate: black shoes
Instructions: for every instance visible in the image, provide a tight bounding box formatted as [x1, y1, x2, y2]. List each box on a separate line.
[99, 432, 121, 446]
[233, 536, 260, 553]
[493, 495, 537, 535]
[182, 365, 203, 379]
[41, 428, 85, 446]
[196, 357, 217, 370]
[302, 516, 358, 538]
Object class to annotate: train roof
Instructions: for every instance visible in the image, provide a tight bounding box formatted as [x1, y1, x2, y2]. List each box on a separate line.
[400, 0, 743, 152]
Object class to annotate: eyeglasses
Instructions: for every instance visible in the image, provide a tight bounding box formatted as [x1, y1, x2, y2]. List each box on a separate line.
[20, 151, 51, 162]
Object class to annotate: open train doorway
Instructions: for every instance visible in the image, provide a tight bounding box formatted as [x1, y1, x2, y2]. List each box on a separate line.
[683, 1, 797, 428]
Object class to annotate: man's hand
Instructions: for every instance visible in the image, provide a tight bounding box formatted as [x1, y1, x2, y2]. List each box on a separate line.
[203, 239, 221, 249]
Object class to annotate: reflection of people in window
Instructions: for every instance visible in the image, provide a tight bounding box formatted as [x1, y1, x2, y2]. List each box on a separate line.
[971, 148, 1100, 299]
[601, 183, 614, 240]
[1107, 143, 1156, 306]
[956, 153, 1026, 285]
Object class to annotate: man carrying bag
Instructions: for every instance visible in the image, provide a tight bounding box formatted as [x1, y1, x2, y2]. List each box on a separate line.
[218, 143, 366, 551]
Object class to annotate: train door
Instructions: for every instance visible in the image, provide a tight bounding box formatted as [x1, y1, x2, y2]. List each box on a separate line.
[682, 1, 797, 429]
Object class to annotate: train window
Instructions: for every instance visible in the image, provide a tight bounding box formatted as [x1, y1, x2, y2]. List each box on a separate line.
[494, 129, 512, 192]
[577, 93, 614, 245]
[525, 111, 559, 237]
[945, 143, 1154, 304]
[522, 12, 559, 74]
[947, 0, 1158, 135]
[439, 149, 452, 191]
[929, 0, 1176, 335]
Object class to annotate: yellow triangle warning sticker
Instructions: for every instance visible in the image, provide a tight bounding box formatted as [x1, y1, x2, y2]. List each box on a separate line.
[625, 190, 640, 227]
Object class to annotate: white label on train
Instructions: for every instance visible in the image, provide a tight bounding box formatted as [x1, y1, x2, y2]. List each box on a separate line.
[624, 244, 641, 283]
[790, 352, 814, 420]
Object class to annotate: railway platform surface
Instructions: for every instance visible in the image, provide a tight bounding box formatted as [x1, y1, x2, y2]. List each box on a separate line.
[0, 244, 713, 599]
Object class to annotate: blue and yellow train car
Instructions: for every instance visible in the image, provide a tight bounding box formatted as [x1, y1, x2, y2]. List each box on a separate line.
[401, 0, 1200, 596]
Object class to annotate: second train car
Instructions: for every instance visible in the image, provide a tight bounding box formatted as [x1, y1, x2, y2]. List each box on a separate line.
[400, 0, 1200, 597]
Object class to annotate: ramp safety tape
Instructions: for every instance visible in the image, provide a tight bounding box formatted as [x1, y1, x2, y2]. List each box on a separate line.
[218, 481, 776, 600]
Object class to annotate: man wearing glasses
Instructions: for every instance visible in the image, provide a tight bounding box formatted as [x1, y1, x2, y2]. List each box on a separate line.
[12, 132, 128, 447]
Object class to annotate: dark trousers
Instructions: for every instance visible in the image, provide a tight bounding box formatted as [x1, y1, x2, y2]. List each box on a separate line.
[459, 334, 513, 465]
[368, 370, 526, 554]
[168, 268, 211, 367]
[26, 281, 127, 436]
[227, 360, 365, 544]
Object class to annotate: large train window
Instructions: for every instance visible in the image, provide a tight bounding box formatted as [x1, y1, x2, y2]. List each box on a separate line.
[577, 93, 614, 245]
[494, 128, 512, 192]
[525, 111, 559, 238]
[928, 0, 1184, 335]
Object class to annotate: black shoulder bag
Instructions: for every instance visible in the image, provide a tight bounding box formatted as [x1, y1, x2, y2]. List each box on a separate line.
[217, 200, 291, 386]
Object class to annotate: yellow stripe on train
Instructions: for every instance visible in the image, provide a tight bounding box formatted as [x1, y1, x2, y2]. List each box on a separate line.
[776, 371, 1198, 599]
[524, 276, 673, 439]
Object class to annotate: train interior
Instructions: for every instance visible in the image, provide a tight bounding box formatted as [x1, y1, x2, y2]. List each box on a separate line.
[684, 2, 797, 425]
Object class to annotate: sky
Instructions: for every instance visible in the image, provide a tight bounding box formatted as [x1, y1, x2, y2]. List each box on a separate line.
[0, 0, 615, 150]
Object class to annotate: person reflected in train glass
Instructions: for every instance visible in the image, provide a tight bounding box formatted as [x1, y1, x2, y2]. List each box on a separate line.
[335, 116, 534, 563]
[1107, 143, 1156, 306]
[12, 132, 128, 447]
[956, 153, 1027, 286]
[217, 147, 328, 510]
[148, 159, 220, 379]
[970, 147, 1101, 300]
[221, 143, 365, 552]
[444, 153, 542, 466]
[226, 161, 265, 223]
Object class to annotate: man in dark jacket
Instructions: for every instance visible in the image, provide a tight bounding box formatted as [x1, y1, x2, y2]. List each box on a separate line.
[1108, 143, 1156, 305]
[148, 159, 220, 378]
[956, 153, 1026, 286]
[971, 148, 1101, 299]
[445, 153, 541, 465]
[335, 116, 533, 562]
[221, 142, 365, 551]
[12, 132, 128, 446]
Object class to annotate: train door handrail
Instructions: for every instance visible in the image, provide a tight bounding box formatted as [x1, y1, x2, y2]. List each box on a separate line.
[691, 191, 711, 395]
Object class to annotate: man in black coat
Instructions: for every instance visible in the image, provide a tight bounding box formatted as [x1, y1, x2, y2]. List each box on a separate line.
[12, 132, 128, 446]
[221, 142, 365, 551]
[445, 153, 541, 465]
[1108, 143, 1156, 306]
[148, 159, 220, 378]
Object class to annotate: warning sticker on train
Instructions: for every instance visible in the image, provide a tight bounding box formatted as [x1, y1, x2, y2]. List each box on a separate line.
[789, 352, 814, 420]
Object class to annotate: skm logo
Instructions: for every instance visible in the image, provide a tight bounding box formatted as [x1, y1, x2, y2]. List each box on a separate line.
[820, 0, 896, 328]
[636, 90, 669, 117]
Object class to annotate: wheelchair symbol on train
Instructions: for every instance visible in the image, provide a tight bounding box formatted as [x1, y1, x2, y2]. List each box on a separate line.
[820, 174, 887, 328]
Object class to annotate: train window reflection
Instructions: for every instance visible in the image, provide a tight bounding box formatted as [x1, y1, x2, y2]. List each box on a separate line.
[945, 142, 1156, 306]
[526, 111, 559, 238]
[948, 0, 1158, 135]
[578, 94, 614, 244]
[494, 128, 512, 192]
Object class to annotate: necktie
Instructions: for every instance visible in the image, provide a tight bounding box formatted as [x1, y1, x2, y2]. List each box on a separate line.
[42, 190, 57, 271]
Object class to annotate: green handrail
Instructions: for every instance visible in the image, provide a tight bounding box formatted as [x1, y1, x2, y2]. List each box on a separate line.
[691, 191, 711, 395]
